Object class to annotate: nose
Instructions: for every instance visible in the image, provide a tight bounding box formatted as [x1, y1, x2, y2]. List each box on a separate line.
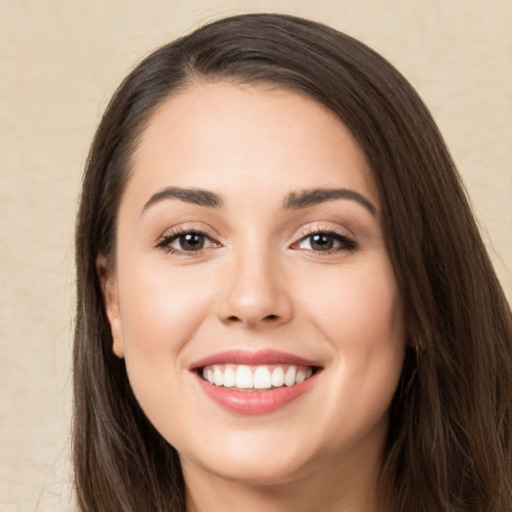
[217, 246, 293, 328]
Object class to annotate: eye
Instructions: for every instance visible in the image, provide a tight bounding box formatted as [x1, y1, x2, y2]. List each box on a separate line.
[157, 230, 219, 254]
[295, 230, 356, 253]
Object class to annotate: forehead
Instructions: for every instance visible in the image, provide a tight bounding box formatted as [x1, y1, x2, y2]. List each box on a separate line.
[128, 81, 378, 207]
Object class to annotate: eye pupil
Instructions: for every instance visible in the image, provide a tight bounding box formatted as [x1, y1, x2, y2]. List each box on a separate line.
[180, 233, 204, 250]
[311, 234, 333, 250]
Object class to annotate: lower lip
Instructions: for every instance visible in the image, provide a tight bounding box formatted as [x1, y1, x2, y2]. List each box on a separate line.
[195, 372, 318, 415]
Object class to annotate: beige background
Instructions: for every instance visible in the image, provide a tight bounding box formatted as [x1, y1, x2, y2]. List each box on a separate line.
[1, 1, 510, 510]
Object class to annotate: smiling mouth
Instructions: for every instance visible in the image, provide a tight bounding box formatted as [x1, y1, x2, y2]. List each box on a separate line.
[192, 350, 322, 414]
[199, 364, 318, 391]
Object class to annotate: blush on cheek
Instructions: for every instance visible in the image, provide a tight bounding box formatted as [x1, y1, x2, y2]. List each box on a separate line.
[119, 264, 212, 344]
[309, 291, 402, 349]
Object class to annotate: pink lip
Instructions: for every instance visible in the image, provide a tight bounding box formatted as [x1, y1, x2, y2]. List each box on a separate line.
[190, 349, 321, 415]
[190, 349, 320, 369]
[195, 373, 318, 415]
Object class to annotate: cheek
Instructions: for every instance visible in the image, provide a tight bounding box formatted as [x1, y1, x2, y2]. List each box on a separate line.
[114, 260, 219, 434]
[294, 260, 405, 447]
[116, 258, 215, 362]
[298, 258, 405, 405]
[298, 259, 404, 347]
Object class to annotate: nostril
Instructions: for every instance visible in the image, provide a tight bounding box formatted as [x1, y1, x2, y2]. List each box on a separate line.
[226, 314, 279, 323]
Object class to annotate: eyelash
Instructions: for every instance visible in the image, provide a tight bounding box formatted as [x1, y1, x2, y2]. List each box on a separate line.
[156, 226, 357, 256]
[292, 227, 357, 254]
[156, 228, 219, 255]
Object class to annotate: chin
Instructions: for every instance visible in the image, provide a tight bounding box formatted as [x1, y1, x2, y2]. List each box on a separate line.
[196, 455, 312, 487]
[178, 428, 323, 487]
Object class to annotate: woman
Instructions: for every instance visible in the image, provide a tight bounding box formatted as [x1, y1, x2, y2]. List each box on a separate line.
[73, 13, 512, 512]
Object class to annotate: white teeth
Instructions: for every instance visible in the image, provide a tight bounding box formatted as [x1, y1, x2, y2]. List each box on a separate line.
[214, 366, 224, 386]
[253, 366, 272, 389]
[223, 367, 236, 387]
[271, 366, 285, 387]
[235, 365, 253, 389]
[284, 366, 296, 386]
[296, 368, 307, 383]
[201, 364, 315, 389]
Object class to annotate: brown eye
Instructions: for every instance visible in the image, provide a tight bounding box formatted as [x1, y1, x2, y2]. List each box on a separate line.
[308, 234, 334, 251]
[177, 233, 206, 251]
[158, 231, 218, 254]
[296, 231, 356, 252]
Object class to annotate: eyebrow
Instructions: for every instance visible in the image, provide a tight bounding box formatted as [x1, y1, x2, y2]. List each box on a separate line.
[142, 186, 223, 213]
[141, 186, 376, 216]
[283, 188, 376, 215]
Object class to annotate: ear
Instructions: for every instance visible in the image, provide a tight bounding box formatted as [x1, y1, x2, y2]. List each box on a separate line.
[96, 255, 125, 358]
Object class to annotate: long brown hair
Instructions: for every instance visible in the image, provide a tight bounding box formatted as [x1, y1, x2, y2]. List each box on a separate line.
[74, 13, 512, 511]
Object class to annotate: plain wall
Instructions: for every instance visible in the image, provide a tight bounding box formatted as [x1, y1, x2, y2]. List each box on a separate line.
[1, 1, 510, 510]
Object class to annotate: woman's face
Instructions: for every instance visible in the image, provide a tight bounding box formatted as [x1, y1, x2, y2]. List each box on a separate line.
[102, 82, 406, 486]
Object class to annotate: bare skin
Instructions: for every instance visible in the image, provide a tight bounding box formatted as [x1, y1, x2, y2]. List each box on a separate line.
[100, 82, 405, 511]
[183, 431, 385, 512]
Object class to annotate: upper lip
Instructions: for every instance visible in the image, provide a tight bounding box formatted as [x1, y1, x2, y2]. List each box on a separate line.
[190, 349, 322, 369]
